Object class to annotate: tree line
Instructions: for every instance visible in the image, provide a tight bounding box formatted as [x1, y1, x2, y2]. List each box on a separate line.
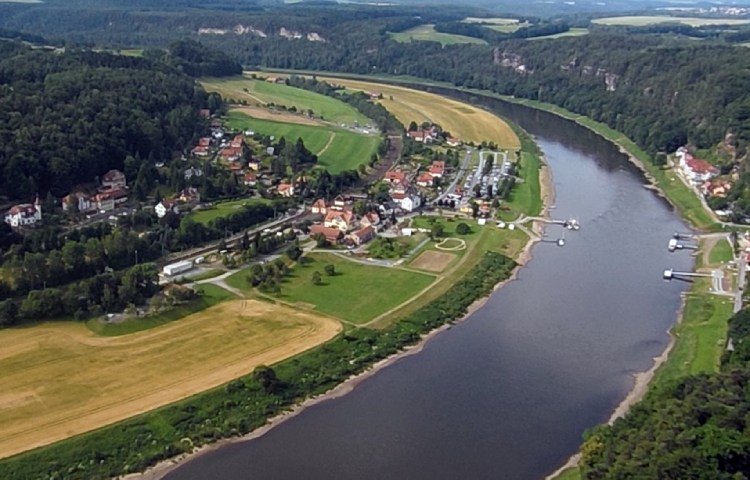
[580, 308, 750, 478]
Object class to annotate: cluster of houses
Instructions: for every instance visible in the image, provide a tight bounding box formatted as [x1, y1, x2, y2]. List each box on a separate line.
[676, 147, 733, 203]
[407, 125, 461, 147]
[4, 196, 42, 228]
[155, 187, 202, 218]
[61, 169, 129, 215]
[308, 195, 379, 247]
[384, 159, 446, 211]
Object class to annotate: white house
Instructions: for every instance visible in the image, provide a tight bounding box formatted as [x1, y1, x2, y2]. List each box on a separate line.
[400, 195, 421, 212]
[677, 150, 719, 185]
[62, 192, 93, 213]
[155, 200, 179, 218]
[5, 198, 42, 227]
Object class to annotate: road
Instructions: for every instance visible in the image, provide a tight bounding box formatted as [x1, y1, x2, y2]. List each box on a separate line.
[435, 148, 473, 204]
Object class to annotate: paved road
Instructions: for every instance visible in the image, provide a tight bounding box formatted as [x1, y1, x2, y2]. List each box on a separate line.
[435, 148, 473, 204]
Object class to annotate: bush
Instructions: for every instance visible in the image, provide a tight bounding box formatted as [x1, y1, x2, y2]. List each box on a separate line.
[456, 223, 471, 235]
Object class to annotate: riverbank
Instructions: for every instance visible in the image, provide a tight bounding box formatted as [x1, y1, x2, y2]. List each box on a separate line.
[129, 143, 553, 480]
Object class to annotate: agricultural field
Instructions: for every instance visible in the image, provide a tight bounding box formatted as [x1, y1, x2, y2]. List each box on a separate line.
[461, 17, 529, 33]
[528, 28, 590, 40]
[227, 253, 436, 324]
[201, 76, 371, 125]
[316, 77, 521, 148]
[0, 294, 340, 459]
[389, 24, 487, 46]
[410, 250, 457, 272]
[190, 197, 271, 225]
[227, 111, 380, 172]
[592, 16, 750, 27]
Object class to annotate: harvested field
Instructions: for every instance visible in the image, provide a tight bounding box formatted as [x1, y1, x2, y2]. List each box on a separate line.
[0, 299, 341, 459]
[317, 76, 520, 148]
[231, 106, 325, 127]
[410, 250, 456, 272]
[592, 16, 750, 27]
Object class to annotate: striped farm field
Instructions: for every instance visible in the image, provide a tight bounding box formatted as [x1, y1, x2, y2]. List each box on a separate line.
[316, 77, 520, 148]
[0, 295, 341, 459]
[227, 111, 380, 172]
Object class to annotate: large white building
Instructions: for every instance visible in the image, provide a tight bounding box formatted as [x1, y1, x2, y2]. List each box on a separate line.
[5, 197, 42, 227]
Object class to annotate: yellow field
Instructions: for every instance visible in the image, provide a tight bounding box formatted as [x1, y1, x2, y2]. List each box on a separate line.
[315, 76, 521, 148]
[0, 299, 341, 459]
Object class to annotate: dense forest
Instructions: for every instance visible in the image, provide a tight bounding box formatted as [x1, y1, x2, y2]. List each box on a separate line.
[0, 41, 217, 201]
[580, 308, 750, 478]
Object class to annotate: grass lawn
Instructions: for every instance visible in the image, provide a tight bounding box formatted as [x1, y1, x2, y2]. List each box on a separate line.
[498, 147, 542, 221]
[85, 284, 235, 337]
[390, 24, 487, 46]
[315, 76, 520, 148]
[227, 111, 380, 172]
[190, 197, 270, 225]
[200, 76, 371, 125]
[528, 28, 589, 40]
[0, 295, 340, 459]
[227, 253, 436, 324]
[709, 238, 734, 264]
[592, 16, 750, 27]
[654, 287, 733, 384]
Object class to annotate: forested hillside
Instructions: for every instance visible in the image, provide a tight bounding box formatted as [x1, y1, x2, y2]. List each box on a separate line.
[580, 308, 750, 478]
[0, 42, 216, 201]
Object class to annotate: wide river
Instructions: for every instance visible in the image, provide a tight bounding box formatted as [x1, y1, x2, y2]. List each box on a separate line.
[166, 93, 695, 479]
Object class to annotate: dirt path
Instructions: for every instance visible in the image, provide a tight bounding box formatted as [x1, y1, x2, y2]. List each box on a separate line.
[316, 132, 337, 156]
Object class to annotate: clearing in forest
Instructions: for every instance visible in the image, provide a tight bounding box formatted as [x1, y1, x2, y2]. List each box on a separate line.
[389, 24, 487, 46]
[227, 111, 380, 172]
[0, 297, 341, 459]
[318, 76, 521, 148]
[201, 76, 371, 125]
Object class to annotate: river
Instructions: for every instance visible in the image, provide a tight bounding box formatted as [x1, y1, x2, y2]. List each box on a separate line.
[165, 94, 695, 480]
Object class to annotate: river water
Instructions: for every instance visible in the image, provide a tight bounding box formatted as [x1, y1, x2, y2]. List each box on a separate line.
[166, 94, 694, 480]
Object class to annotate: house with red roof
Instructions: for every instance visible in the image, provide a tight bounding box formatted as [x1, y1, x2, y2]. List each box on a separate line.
[324, 209, 354, 232]
[243, 173, 258, 186]
[311, 198, 328, 215]
[677, 150, 719, 184]
[384, 170, 407, 185]
[155, 199, 179, 218]
[701, 180, 732, 198]
[5, 197, 42, 227]
[347, 225, 375, 246]
[310, 224, 343, 245]
[416, 172, 434, 187]
[429, 161, 445, 178]
[446, 137, 462, 147]
[277, 183, 294, 197]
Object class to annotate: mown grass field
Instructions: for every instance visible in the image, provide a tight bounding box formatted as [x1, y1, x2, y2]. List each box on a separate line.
[461, 17, 529, 33]
[389, 24, 487, 46]
[200, 76, 371, 125]
[498, 146, 543, 221]
[709, 238, 734, 264]
[592, 16, 750, 27]
[317, 76, 520, 148]
[0, 294, 340, 459]
[227, 111, 380, 172]
[190, 197, 271, 225]
[227, 253, 436, 325]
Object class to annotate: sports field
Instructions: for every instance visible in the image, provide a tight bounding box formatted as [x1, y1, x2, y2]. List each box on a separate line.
[0, 296, 340, 459]
[410, 250, 456, 272]
[389, 24, 487, 46]
[317, 77, 520, 148]
[592, 16, 750, 27]
[201, 76, 370, 125]
[227, 111, 380, 172]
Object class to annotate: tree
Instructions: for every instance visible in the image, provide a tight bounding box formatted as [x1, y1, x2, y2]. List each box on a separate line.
[324, 264, 335, 276]
[432, 224, 445, 238]
[286, 244, 303, 261]
[456, 223, 471, 235]
[312, 271, 322, 285]
[313, 233, 327, 248]
[470, 202, 479, 219]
